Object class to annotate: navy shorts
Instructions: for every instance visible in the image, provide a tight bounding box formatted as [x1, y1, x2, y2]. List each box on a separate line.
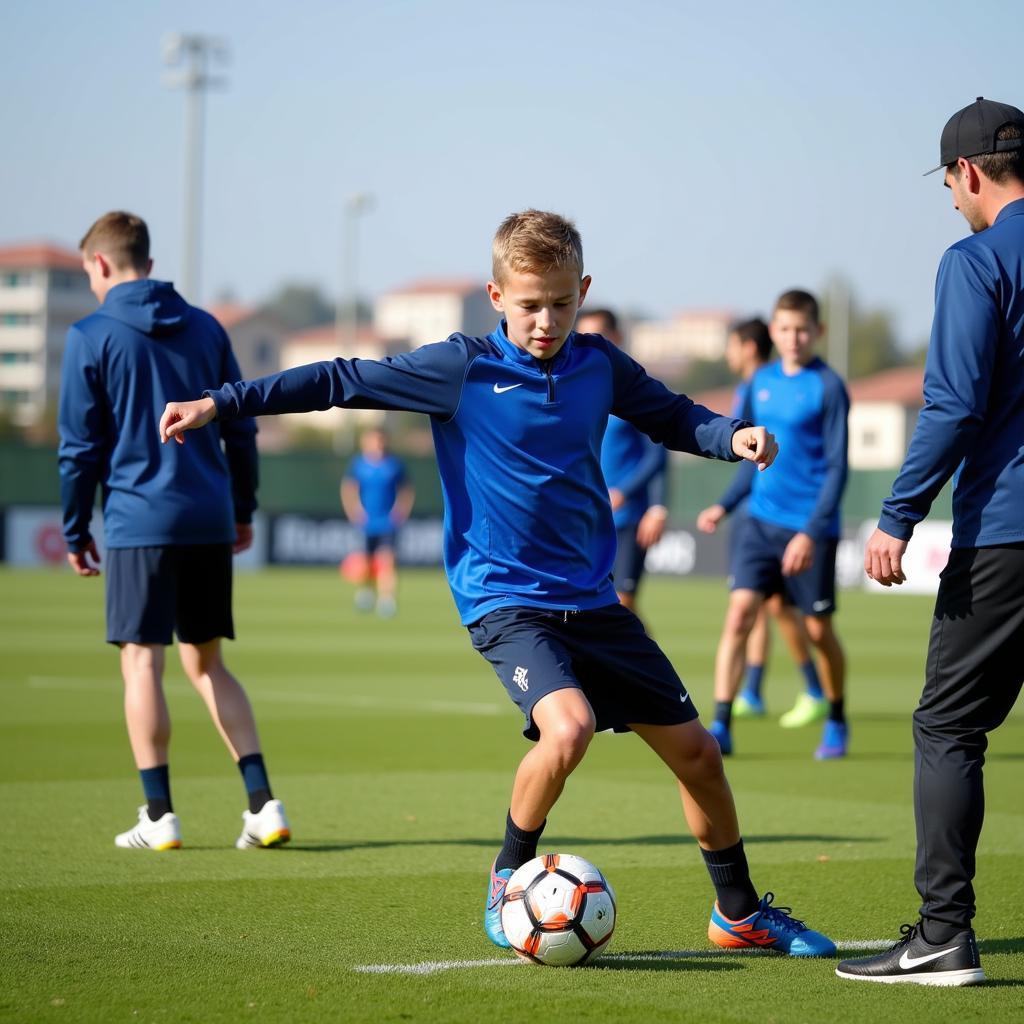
[364, 531, 396, 556]
[612, 525, 647, 596]
[730, 516, 838, 617]
[105, 545, 235, 645]
[467, 603, 698, 740]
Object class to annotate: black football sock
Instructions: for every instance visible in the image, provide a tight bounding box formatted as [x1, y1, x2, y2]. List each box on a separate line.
[494, 811, 546, 872]
[828, 698, 845, 724]
[140, 764, 172, 821]
[701, 840, 759, 920]
[714, 701, 733, 729]
[237, 753, 273, 814]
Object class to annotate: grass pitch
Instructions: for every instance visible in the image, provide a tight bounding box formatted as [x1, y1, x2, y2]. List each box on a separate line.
[1, 567, 1022, 1023]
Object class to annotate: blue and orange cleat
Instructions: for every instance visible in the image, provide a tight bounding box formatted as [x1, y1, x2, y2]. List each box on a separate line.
[484, 860, 513, 948]
[709, 892, 837, 957]
[815, 720, 849, 760]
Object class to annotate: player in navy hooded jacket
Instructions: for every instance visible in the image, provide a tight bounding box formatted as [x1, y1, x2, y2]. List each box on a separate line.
[58, 211, 289, 853]
[161, 210, 836, 958]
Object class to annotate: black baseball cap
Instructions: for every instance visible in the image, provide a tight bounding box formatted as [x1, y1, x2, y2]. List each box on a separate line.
[925, 96, 1024, 175]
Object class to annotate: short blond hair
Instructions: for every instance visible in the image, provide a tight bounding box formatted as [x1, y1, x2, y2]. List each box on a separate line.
[79, 211, 150, 272]
[491, 209, 583, 283]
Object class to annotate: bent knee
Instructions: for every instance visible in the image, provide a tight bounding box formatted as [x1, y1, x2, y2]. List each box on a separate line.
[541, 716, 595, 768]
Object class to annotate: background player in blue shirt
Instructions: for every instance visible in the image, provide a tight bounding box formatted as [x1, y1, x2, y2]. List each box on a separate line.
[58, 211, 289, 852]
[161, 209, 834, 958]
[706, 292, 849, 760]
[577, 308, 668, 617]
[341, 427, 414, 616]
[697, 318, 824, 724]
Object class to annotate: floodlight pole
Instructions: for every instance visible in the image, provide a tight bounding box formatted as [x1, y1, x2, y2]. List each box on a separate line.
[829, 276, 850, 381]
[337, 193, 374, 349]
[163, 34, 228, 303]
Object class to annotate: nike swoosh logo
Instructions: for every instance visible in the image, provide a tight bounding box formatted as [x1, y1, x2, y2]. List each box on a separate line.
[680, 693, 689, 703]
[493, 383, 523, 394]
[812, 600, 831, 612]
[899, 945, 960, 970]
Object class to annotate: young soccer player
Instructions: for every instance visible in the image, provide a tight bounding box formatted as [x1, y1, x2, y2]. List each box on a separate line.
[696, 318, 825, 729]
[341, 426, 415, 616]
[58, 211, 290, 852]
[706, 292, 849, 759]
[577, 308, 668, 616]
[160, 210, 835, 957]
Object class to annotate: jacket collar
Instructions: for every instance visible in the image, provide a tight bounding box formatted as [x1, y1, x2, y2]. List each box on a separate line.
[994, 197, 1024, 225]
[488, 320, 575, 370]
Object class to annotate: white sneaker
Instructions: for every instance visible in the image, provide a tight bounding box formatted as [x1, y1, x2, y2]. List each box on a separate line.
[376, 595, 397, 618]
[354, 588, 375, 612]
[115, 806, 182, 850]
[236, 798, 291, 849]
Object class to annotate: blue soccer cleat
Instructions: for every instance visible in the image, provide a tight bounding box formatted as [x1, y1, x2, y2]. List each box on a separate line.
[733, 691, 766, 718]
[815, 719, 849, 760]
[484, 860, 513, 948]
[708, 719, 733, 756]
[709, 892, 837, 957]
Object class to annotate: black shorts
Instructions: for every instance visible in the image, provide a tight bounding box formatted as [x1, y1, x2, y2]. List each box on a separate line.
[730, 516, 838, 617]
[612, 525, 647, 596]
[364, 531, 396, 556]
[467, 603, 698, 740]
[105, 545, 235, 646]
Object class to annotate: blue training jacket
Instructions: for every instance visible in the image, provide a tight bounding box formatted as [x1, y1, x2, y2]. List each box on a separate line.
[58, 279, 258, 551]
[207, 322, 747, 623]
[879, 198, 1024, 548]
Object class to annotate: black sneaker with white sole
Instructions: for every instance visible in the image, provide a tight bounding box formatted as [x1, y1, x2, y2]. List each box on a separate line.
[836, 922, 985, 987]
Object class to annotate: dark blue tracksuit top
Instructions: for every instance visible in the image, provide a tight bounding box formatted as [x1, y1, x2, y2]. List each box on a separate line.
[207, 322, 747, 623]
[58, 279, 258, 551]
[879, 198, 1024, 548]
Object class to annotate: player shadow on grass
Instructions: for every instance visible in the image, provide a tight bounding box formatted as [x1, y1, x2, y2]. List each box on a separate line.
[286, 832, 880, 853]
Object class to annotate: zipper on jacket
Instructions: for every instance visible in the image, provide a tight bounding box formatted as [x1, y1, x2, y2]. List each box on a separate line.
[543, 360, 555, 404]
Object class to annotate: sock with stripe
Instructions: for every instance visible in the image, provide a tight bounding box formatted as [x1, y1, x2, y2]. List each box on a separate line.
[701, 840, 759, 920]
[828, 698, 845, 724]
[714, 700, 733, 730]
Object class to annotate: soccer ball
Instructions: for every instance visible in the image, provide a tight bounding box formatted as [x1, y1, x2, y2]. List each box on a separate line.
[500, 853, 616, 966]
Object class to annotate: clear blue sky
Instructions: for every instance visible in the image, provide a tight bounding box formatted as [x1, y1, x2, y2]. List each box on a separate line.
[2, 0, 1021, 345]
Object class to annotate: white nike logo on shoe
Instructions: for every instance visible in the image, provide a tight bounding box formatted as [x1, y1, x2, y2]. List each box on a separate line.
[493, 383, 523, 394]
[899, 945, 961, 970]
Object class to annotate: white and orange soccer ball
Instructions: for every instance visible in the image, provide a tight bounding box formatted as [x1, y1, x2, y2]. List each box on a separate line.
[500, 853, 616, 966]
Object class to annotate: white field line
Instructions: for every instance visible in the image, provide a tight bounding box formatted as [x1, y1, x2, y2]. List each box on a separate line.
[353, 940, 892, 975]
[26, 676, 507, 717]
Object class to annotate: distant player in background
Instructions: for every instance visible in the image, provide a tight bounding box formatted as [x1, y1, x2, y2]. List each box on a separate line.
[706, 291, 849, 759]
[697, 318, 825, 724]
[58, 211, 289, 852]
[161, 209, 836, 959]
[577, 309, 668, 617]
[341, 427, 414, 617]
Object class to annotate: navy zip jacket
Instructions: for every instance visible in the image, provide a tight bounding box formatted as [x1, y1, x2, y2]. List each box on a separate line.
[58, 279, 257, 551]
[207, 322, 747, 623]
[879, 198, 1024, 547]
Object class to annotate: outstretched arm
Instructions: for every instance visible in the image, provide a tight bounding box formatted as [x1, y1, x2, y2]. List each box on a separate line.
[161, 340, 473, 443]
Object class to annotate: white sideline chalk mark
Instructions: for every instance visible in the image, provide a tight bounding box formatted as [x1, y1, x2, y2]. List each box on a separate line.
[26, 676, 506, 717]
[353, 940, 892, 975]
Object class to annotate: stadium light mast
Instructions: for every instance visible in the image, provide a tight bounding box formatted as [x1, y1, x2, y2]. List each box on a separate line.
[337, 192, 375, 349]
[163, 33, 229, 303]
[828, 276, 850, 382]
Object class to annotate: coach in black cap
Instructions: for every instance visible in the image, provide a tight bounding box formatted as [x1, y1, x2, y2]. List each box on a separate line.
[838, 97, 1024, 987]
